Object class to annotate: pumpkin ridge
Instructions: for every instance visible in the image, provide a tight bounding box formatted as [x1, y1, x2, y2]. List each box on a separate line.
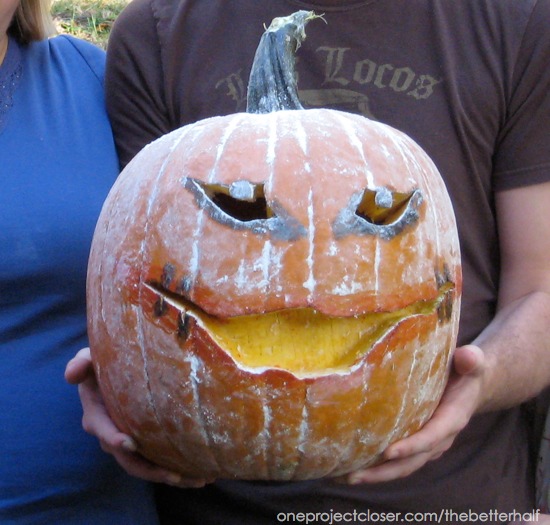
[88, 194, 138, 443]
[187, 116, 248, 300]
[134, 127, 219, 470]
[185, 352, 223, 474]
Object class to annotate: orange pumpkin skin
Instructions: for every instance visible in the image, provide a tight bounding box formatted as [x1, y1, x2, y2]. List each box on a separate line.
[87, 106, 461, 481]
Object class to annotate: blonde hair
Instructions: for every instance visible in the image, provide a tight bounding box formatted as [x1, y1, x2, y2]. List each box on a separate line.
[9, 0, 57, 44]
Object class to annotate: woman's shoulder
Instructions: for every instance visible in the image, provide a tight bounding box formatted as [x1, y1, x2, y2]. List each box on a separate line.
[49, 35, 106, 79]
[26, 35, 106, 82]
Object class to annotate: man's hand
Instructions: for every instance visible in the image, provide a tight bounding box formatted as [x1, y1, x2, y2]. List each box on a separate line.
[65, 348, 213, 488]
[345, 344, 485, 484]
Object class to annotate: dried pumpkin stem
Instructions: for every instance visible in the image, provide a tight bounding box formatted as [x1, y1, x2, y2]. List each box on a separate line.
[246, 11, 323, 114]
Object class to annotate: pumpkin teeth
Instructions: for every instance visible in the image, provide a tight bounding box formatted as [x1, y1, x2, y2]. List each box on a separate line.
[143, 280, 454, 377]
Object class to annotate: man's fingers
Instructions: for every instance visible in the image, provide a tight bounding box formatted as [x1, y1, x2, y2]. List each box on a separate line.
[384, 403, 468, 460]
[453, 344, 484, 377]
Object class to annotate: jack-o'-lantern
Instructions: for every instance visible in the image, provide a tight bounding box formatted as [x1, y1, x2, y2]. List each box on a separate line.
[87, 11, 461, 481]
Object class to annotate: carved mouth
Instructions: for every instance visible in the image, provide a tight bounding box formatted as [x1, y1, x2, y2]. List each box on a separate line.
[144, 281, 454, 378]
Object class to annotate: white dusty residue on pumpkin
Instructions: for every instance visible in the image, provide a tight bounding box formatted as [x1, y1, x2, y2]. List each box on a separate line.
[184, 354, 222, 472]
[355, 365, 383, 464]
[269, 246, 285, 294]
[225, 113, 294, 299]
[414, 156, 444, 264]
[279, 112, 319, 301]
[328, 242, 338, 256]
[303, 187, 316, 296]
[334, 112, 375, 188]
[415, 324, 442, 414]
[260, 241, 273, 292]
[378, 336, 419, 451]
[279, 112, 317, 298]
[234, 258, 252, 293]
[260, 399, 273, 477]
[387, 326, 446, 448]
[384, 130, 442, 290]
[141, 124, 193, 272]
[232, 241, 278, 296]
[405, 137, 456, 278]
[374, 239, 381, 305]
[399, 333, 420, 423]
[265, 111, 278, 172]
[189, 116, 245, 287]
[293, 111, 309, 155]
[132, 126, 196, 460]
[379, 142, 392, 161]
[328, 112, 379, 298]
[331, 277, 367, 297]
[260, 112, 280, 301]
[297, 404, 310, 456]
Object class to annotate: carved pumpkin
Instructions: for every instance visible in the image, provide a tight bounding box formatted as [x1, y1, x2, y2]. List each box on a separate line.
[87, 11, 461, 481]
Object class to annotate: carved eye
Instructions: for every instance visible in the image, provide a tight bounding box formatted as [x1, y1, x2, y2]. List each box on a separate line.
[333, 187, 423, 240]
[356, 187, 418, 225]
[182, 178, 306, 241]
[195, 180, 273, 222]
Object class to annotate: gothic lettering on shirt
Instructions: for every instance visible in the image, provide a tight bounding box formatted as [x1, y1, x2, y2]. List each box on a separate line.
[215, 46, 442, 117]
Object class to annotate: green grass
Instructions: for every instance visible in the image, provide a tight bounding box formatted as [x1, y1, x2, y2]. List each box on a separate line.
[51, 0, 130, 48]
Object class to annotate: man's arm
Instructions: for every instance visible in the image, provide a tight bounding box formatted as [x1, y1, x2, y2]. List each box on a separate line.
[105, 0, 173, 168]
[476, 181, 550, 409]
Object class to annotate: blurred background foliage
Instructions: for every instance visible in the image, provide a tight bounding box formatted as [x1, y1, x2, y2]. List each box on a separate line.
[51, 0, 130, 48]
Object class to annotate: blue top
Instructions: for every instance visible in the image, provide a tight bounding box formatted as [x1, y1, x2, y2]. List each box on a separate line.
[0, 35, 158, 524]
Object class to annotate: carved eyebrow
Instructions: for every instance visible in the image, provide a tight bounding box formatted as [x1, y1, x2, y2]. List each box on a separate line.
[181, 177, 307, 241]
[332, 187, 423, 240]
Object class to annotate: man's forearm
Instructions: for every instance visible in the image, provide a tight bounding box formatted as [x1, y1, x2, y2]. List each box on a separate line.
[473, 290, 550, 413]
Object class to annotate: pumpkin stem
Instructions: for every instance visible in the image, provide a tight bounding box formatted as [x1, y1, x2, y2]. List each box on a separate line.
[247, 11, 323, 114]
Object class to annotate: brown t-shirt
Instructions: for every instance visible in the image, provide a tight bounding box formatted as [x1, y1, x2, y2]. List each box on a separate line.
[105, 0, 550, 522]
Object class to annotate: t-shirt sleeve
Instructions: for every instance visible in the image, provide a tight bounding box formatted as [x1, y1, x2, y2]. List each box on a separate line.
[493, 0, 550, 190]
[105, 0, 171, 168]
